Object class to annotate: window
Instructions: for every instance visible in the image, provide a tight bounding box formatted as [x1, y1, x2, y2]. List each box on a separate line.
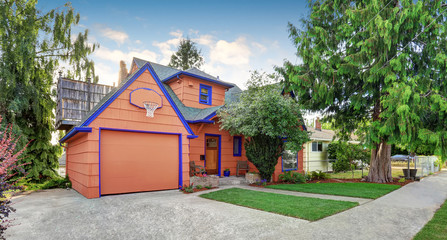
[199, 84, 212, 105]
[282, 150, 298, 171]
[233, 136, 242, 156]
[312, 142, 323, 152]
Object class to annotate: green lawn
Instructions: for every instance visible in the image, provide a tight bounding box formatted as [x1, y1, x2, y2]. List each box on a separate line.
[327, 169, 402, 179]
[414, 200, 447, 240]
[266, 182, 400, 199]
[200, 188, 358, 221]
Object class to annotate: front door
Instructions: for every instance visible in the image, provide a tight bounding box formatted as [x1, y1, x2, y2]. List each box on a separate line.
[205, 136, 219, 175]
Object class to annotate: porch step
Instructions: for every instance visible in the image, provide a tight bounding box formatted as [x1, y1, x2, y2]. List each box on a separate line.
[219, 176, 248, 186]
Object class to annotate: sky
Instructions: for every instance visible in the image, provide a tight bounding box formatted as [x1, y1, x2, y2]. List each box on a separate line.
[39, 0, 310, 89]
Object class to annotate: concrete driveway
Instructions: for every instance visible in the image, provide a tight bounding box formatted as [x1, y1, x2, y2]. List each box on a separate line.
[6, 171, 447, 240]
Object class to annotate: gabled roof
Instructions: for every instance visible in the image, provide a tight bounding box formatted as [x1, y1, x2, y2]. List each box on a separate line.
[306, 127, 335, 141]
[60, 59, 244, 143]
[133, 58, 234, 88]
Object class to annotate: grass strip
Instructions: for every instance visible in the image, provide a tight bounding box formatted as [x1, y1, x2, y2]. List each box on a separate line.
[414, 200, 447, 240]
[266, 182, 400, 199]
[200, 188, 358, 221]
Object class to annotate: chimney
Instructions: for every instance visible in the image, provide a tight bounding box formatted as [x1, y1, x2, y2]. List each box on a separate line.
[118, 60, 128, 85]
[315, 117, 322, 131]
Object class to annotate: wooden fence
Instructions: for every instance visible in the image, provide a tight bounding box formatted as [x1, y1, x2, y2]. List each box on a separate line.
[56, 78, 114, 130]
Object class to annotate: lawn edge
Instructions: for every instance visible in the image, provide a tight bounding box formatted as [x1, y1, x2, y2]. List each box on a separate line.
[199, 187, 359, 221]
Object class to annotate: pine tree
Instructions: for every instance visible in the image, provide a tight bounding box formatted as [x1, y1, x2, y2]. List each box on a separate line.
[283, 0, 447, 182]
[168, 38, 204, 70]
[0, 1, 98, 180]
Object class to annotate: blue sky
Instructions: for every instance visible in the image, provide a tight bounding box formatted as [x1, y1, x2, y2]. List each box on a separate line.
[40, 0, 309, 88]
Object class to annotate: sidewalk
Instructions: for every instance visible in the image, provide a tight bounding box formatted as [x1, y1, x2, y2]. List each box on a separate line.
[280, 170, 447, 239]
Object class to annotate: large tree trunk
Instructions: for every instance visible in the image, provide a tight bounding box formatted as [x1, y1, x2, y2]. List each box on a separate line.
[366, 140, 392, 183]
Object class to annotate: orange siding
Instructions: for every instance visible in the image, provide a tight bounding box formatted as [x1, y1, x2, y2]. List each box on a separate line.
[167, 75, 227, 109]
[189, 121, 304, 181]
[66, 69, 191, 198]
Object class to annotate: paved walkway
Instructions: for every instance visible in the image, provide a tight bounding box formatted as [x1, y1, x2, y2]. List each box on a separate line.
[6, 171, 447, 240]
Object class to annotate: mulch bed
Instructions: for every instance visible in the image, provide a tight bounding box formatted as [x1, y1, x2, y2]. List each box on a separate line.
[250, 178, 414, 188]
[181, 187, 218, 194]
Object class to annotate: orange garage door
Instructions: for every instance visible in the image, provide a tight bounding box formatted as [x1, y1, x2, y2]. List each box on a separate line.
[100, 130, 179, 195]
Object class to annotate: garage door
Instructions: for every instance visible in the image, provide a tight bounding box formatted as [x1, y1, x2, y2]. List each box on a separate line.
[100, 130, 179, 195]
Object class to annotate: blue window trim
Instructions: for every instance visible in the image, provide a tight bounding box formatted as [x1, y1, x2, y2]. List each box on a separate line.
[98, 127, 183, 198]
[233, 136, 242, 157]
[204, 133, 221, 176]
[199, 84, 212, 105]
[281, 150, 298, 172]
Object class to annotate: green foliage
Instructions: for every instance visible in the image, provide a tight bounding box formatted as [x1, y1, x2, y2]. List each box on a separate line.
[398, 178, 406, 183]
[168, 38, 204, 70]
[18, 175, 71, 191]
[218, 71, 309, 181]
[329, 142, 371, 172]
[283, 1, 447, 174]
[310, 171, 328, 180]
[278, 171, 306, 184]
[181, 184, 194, 193]
[0, 1, 98, 180]
[195, 185, 203, 190]
[205, 185, 212, 189]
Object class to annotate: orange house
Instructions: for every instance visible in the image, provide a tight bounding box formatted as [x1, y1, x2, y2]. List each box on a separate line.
[60, 57, 304, 199]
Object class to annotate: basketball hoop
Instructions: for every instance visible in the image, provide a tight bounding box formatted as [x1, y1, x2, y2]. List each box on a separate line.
[143, 101, 159, 118]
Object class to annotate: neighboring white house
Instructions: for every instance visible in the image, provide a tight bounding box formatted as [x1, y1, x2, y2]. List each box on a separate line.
[303, 120, 335, 173]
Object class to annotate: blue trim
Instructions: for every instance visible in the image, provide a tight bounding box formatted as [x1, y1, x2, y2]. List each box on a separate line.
[98, 127, 183, 197]
[59, 127, 92, 143]
[281, 150, 298, 172]
[187, 135, 199, 139]
[204, 112, 216, 120]
[98, 129, 102, 197]
[129, 88, 163, 109]
[179, 134, 183, 189]
[199, 84, 212, 105]
[281, 88, 296, 98]
[233, 136, 242, 157]
[186, 120, 214, 124]
[162, 71, 234, 88]
[204, 134, 222, 176]
[75, 63, 195, 137]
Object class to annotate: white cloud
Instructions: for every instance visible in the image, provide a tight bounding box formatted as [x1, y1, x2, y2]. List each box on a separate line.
[135, 40, 142, 44]
[252, 42, 267, 53]
[209, 37, 251, 65]
[169, 30, 183, 38]
[153, 38, 181, 65]
[93, 47, 158, 85]
[99, 27, 129, 45]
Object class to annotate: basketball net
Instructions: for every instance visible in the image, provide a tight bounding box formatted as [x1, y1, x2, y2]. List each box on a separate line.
[143, 101, 158, 118]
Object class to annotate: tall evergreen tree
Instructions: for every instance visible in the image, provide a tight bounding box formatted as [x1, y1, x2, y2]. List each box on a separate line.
[0, 0, 98, 180]
[283, 0, 447, 182]
[168, 38, 204, 70]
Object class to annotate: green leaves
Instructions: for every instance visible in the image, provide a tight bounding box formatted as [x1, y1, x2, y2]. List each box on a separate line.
[168, 38, 204, 70]
[284, 0, 447, 162]
[0, 0, 96, 180]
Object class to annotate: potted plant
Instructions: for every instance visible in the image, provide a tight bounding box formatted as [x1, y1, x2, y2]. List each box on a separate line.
[223, 168, 230, 177]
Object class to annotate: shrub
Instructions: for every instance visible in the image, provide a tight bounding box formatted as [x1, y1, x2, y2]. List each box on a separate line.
[310, 171, 328, 180]
[0, 118, 28, 238]
[182, 184, 194, 193]
[205, 185, 212, 189]
[195, 185, 203, 189]
[18, 175, 71, 191]
[398, 178, 406, 183]
[278, 171, 306, 183]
